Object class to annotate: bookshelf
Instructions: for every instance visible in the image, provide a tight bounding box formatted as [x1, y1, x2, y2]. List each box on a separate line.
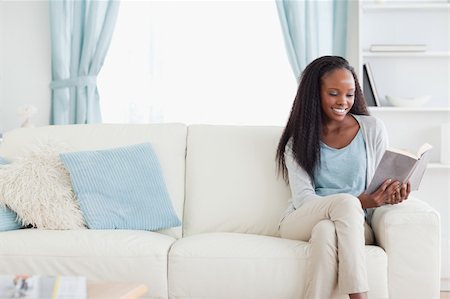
[358, 1, 449, 108]
[356, 1, 450, 291]
[369, 107, 450, 112]
[362, 2, 450, 11]
[362, 51, 450, 58]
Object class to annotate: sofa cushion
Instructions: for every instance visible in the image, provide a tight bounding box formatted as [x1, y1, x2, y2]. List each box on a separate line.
[60, 143, 180, 231]
[0, 207, 21, 232]
[0, 144, 85, 229]
[169, 232, 306, 299]
[0, 229, 175, 299]
[168, 232, 388, 299]
[0, 124, 187, 239]
[0, 157, 21, 232]
[184, 125, 291, 237]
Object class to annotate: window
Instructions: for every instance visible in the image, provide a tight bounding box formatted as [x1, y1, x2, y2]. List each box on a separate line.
[98, 0, 296, 126]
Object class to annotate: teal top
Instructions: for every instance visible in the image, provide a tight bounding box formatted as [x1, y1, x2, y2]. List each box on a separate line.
[314, 129, 367, 197]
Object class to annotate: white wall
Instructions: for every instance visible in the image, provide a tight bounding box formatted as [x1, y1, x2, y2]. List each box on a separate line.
[0, 0, 363, 132]
[0, 0, 363, 133]
[0, 1, 51, 133]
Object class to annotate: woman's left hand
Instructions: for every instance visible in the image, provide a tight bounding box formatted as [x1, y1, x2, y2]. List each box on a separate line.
[385, 182, 410, 205]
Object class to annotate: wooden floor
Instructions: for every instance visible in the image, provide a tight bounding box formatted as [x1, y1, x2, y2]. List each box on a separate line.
[442, 291, 450, 299]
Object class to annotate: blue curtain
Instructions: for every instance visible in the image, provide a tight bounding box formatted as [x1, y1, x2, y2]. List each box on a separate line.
[276, 0, 348, 80]
[49, 1, 120, 125]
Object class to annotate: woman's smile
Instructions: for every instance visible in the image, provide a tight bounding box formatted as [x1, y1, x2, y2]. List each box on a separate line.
[331, 107, 348, 115]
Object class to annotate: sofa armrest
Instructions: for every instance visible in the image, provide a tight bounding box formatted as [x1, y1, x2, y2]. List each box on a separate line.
[371, 198, 441, 299]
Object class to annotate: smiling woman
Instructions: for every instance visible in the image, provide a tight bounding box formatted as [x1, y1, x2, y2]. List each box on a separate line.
[275, 56, 411, 299]
[98, 1, 296, 126]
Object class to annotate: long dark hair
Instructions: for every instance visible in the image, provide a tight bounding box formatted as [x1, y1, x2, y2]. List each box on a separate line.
[276, 56, 369, 182]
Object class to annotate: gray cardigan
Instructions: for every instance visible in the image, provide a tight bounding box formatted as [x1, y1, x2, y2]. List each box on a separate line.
[281, 114, 389, 222]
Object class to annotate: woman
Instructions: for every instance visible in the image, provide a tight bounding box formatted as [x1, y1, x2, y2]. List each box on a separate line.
[276, 56, 410, 299]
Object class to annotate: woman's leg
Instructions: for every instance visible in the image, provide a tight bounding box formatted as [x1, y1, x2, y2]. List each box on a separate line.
[280, 194, 368, 297]
[305, 219, 338, 299]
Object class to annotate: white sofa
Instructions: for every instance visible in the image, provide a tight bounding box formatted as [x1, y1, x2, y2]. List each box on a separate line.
[0, 123, 441, 299]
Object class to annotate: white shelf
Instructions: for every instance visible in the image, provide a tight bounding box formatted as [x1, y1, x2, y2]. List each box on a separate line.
[359, 2, 450, 288]
[428, 163, 450, 169]
[363, 51, 450, 58]
[363, 3, 450, 11]
[369, 107, 450, 112]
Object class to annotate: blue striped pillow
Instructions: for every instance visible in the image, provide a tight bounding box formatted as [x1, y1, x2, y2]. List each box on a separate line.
[0, 157, 22, 232]
[60, 143, 180, 230]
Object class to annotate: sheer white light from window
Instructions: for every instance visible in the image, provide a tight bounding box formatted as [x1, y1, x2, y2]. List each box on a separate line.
[98, 1, 297, 125]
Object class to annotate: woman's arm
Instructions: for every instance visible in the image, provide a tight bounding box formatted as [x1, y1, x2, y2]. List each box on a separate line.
[285, 146, 321, 209]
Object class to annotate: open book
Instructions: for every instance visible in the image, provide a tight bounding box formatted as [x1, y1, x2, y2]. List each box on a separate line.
[366, 143, 432, 194]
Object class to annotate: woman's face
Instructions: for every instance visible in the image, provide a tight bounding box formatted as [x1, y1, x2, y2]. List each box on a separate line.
[320, 68, 355, 123]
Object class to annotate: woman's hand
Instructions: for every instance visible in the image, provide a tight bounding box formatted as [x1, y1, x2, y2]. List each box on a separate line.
[358, 179, 410, 209]
[385, 181, 410, 205]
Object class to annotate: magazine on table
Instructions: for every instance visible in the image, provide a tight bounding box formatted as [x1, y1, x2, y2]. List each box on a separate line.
[0, 275, 86, 299]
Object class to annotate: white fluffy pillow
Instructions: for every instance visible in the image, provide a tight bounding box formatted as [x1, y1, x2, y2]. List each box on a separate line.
[0, 142, 85, 229]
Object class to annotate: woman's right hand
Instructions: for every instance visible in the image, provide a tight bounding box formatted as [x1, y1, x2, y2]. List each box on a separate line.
[359, 179, 404, 209]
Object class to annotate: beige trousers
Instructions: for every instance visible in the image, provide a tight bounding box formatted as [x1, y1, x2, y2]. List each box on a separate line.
[280, 194, 374, 299]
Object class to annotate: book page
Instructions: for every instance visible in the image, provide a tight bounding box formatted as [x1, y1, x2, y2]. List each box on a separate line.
[367, 150, 418, 194]
[417, 143, 433, 158]
[379, 143, 432, 163]
[409, 149, 432, 190]
[385, 147, 418, 160]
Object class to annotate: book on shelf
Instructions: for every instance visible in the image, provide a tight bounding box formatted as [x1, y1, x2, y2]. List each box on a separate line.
[369, 44, 427, 52]
[366, 143, 433, 194]
[362, 63, 381, 107]
[0, 275, 86, 299]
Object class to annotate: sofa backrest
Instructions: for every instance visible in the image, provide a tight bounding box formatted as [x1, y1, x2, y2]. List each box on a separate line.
[183, 125, 291, 237]
[0, 124, 187, 239]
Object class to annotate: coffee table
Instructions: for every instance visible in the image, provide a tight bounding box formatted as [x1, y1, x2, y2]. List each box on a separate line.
[87, 282, 148, 299]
